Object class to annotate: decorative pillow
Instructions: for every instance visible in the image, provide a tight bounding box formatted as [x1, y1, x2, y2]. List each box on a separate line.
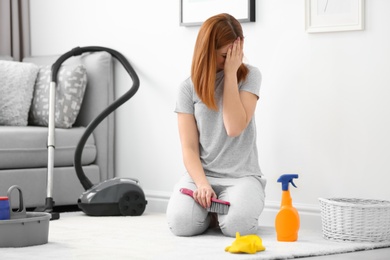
[0, 61, 39, 126]
[29, 65, 87, 128]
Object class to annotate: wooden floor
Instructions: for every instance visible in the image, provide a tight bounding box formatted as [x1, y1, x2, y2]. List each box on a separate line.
[303, 246, 390, 259]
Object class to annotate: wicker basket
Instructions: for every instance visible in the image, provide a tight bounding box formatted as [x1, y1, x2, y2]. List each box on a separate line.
[319, 198, 390, 242]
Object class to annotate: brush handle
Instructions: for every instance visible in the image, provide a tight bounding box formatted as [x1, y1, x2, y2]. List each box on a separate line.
[179, 188, 230, 206]
[180, 188, 195, 197]
[212, 196, 230, 206]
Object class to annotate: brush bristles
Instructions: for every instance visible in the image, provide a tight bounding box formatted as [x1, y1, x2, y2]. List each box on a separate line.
[179, 187, 230, 214]
[207, 202, 229, 215]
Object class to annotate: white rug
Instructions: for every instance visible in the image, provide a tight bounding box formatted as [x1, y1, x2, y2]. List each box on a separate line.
[1, 212, 389, 260]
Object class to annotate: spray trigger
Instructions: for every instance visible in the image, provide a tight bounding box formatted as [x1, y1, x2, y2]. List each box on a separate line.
[290, 180, 297, 189]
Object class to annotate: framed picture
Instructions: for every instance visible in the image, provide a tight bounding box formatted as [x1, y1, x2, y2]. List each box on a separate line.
[305, 0, 364, 33]
[180, 0, 255, 27]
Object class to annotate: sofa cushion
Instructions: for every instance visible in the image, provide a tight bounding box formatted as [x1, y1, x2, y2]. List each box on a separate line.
[0, 61, 39, 126]
[0, 126, 96, 169]
[29, 64, 87, 128]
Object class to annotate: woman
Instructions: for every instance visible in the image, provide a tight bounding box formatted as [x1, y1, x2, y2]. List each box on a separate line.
[167, 13, 266, 238]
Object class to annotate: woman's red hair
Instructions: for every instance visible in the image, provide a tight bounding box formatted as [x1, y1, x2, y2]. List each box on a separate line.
[191, 13, 249, 110]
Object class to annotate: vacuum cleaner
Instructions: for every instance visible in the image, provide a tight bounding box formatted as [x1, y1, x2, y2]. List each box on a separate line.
[40, 46, 147, 219]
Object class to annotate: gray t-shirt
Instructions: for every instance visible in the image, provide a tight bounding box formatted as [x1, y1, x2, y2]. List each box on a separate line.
[175, 64, 262, 178]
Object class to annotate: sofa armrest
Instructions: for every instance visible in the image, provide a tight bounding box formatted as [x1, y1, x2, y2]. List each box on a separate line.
[23, 51, 115, 182]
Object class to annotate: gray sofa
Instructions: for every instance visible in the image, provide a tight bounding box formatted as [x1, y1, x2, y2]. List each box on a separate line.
[0, 51, 115, 208]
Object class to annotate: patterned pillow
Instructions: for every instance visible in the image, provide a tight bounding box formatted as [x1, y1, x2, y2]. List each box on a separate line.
[29, 65, 87, 128]
[0, 60, 39, 126]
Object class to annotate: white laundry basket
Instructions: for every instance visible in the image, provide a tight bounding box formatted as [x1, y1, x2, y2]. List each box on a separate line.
[319, 198, 390, 242]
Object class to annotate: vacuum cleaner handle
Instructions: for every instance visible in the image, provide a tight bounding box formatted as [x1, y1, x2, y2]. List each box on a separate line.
[51, 46, 140, 190]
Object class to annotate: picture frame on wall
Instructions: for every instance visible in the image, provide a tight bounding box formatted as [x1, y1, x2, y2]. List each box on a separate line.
[305, 0, 365, 33]
[180, 0, 255, 27]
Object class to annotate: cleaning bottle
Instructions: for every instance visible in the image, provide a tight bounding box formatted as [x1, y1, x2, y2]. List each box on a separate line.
[0, 196, 10, 220]
[275, 174, 300, 242]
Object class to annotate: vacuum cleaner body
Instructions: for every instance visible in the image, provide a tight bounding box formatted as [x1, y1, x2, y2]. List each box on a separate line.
[78, 177, 147, 216]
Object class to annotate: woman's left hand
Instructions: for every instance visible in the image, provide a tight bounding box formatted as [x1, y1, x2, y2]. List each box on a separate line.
[224, 37, 244, 75]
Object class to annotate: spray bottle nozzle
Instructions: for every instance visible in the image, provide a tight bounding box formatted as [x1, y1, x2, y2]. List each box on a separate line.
[277, 174, 299, 191]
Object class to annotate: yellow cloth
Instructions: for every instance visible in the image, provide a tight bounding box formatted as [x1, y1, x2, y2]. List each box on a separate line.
[225, 232, 266, 254]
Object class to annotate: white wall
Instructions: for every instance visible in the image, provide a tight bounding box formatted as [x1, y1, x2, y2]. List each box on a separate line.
[30, 0, 390, 226]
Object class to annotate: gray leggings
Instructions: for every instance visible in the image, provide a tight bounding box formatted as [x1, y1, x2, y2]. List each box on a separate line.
[166, 174, 266, 238]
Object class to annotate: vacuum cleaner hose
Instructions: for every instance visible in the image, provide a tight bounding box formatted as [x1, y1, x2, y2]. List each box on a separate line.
[51, 46, 140, 190]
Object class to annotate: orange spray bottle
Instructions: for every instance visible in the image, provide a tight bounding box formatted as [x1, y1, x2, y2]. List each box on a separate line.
[275, 174, 300, 242]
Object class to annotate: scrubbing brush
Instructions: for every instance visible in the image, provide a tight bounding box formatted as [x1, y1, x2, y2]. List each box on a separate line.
[179, 188, 230, 215]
